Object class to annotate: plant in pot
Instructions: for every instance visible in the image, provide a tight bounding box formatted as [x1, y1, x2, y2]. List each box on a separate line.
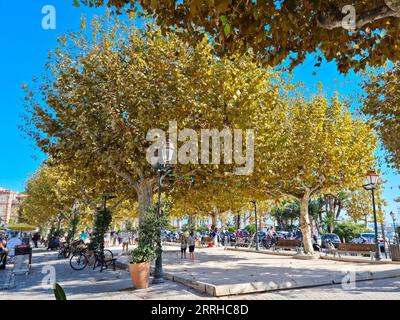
[128, 206, 161, 289]
[128, 245, 156, 289]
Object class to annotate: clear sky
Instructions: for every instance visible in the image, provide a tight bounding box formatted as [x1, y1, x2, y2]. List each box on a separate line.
[0, 1, 399, 220]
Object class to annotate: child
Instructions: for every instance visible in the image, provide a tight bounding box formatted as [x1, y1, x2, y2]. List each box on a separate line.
[180, 235, 188, 259]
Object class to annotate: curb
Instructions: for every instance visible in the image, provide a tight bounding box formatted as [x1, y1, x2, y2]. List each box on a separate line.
[225, 247, 295, 257]
[320, 255, 400, 264]
[115, 253, 400, 297]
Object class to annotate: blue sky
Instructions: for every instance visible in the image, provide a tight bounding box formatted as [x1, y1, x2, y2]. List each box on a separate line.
[0, 1, 399, 220]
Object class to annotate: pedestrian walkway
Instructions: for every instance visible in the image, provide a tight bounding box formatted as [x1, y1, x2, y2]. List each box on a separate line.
[2, 249, 400, 300]
[116, 246, 400, 297]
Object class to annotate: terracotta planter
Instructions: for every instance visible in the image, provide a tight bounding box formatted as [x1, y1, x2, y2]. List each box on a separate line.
[128, 262, 150, 289]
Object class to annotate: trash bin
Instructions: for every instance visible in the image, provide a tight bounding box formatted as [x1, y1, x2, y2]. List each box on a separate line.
[389, 244, 400, 261]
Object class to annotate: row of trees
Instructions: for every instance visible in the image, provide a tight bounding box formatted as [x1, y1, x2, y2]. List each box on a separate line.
[21, 15, 378, 254]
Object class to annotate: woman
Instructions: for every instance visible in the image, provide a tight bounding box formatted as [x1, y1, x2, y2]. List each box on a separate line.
[187, 232, 196, 260]
[180, 234, 188, 259]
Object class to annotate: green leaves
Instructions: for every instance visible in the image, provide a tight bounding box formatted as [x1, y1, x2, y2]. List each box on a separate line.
[363, 65, 400, 173]
[80, 0, 400, 73]
[220, 15, 231, 36]
[54, 283, 67, 300]
[129, 205, 166, 263]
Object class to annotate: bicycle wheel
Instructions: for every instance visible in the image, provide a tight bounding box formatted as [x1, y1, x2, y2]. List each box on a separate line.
[70, 252, 88, 271]
[57, 249, 64, 259]
[103, 249, 113, 260]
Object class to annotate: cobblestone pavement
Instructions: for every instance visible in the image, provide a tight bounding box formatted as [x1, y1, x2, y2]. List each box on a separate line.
[1, 248, 399, 300]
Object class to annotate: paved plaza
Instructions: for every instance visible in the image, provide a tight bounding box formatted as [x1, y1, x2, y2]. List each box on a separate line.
[117, 246, 400, 296]
[1, 245, 398, 300]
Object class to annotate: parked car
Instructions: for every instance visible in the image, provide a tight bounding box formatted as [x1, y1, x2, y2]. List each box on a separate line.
[321, 233, 341, 248]
[292, 230, 302, 240]
[351, 233, 385, 252]
[275, 231, 290, 239]
[253, 232, 267, 242]
[236, 229, 251, 238]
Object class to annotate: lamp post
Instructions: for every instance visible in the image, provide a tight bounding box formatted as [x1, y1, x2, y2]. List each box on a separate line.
[363, 170, 381, 261]
[101, 193, 117, 212]
[390, 211, 398, 244]
[250, 200, 259, 251]
[151, 141, 175, 284]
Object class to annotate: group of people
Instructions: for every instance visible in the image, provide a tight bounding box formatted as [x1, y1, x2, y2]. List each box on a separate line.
[180, 232, 196, 260]
[103, 230, 137, 253]
[0, 232, 26, 270]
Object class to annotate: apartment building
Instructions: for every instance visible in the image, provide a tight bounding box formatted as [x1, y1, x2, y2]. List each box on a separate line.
[0, 188, 25, 224]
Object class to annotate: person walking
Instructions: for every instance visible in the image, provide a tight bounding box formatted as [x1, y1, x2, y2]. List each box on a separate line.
[113, 232, 118, 246]
[180, 234, 188, 259]
[188, 231, 196, 261]
[104, 232, 110, 248]
[32, 233, 40, 248]
[121, 231, 129, 254]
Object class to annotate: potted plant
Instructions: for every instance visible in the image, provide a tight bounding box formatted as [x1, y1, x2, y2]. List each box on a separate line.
[128, 206, 163, 289]
[128, 245, 156, 289]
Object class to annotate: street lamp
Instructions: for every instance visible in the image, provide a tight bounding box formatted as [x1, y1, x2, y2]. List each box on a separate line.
[363, 170, 381, 261]
[250, 200, 259, 251]
[101, 193, 117, 211]
[390, 211, 398, 244]
[152, 141, 175, 284]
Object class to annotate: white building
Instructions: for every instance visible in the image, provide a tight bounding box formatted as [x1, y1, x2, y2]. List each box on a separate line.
[0, 188, 25, 224]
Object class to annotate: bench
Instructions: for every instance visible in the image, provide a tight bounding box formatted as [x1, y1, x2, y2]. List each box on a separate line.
[234, 237, 252, 248]
[335, 243, 376, 258]
[273, 239, 302, 253]
[93, 251, 117, 272]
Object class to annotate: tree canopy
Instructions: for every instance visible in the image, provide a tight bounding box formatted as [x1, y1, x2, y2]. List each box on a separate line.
[23, 15, 285, 223]
[78, 0, 400, 73]
[363, 64, 400, 173]
[253, 94, 377, 253]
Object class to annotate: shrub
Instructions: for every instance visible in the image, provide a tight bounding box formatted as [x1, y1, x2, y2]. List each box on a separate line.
[333, 221, 370, 243]
[245, 224, 256, 234]
[88, 208, 112, 251]
[129, 206, 167, 264]
[196, 226, 209, 233]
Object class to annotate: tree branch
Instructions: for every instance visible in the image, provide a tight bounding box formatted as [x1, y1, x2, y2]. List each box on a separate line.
[317, 2, 400, 30]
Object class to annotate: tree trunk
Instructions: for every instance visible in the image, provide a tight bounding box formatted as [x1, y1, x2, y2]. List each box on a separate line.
[300, 192, 314, 254]
[136, 179, 154, 224]
[211, 209, 218, 229]
[188, 215, 193, 231]
[236, 213, 241, 230]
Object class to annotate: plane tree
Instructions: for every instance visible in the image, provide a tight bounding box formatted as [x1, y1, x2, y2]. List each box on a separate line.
[23, 15, 284, 224]
[254, 94, 377, 254]
[78, 0, 400, 73]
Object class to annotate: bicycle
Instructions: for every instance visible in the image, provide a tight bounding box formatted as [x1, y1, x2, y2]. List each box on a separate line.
[57, 242, 71, 259]
[69, 248, 114, 272]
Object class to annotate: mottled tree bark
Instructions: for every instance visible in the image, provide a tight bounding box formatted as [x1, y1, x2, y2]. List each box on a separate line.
[299, 191, 314, 254]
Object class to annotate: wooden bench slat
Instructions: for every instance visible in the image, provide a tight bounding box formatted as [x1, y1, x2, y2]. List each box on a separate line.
[337, 243, 376, 252]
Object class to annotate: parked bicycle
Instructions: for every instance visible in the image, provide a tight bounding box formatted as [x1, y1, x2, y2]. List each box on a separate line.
[69, 248, 115, 272]
[58, 239, 85, 259]
[262, 235, 278, 249]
